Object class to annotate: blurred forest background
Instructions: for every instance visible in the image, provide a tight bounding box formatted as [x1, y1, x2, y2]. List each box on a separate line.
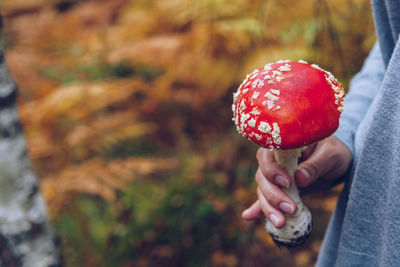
[0, 0, 375, 266]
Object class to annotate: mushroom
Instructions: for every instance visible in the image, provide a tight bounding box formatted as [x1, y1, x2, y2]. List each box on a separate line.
[232, 60, 345, 248]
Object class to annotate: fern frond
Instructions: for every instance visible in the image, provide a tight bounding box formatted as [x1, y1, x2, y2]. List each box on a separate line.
[66, 110, 155, 158]
[20, 79, 148, 124]
[41, 157, 180, 218]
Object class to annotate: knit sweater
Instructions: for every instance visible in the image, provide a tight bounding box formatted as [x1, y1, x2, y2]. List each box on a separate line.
[316, 0, 400, 266]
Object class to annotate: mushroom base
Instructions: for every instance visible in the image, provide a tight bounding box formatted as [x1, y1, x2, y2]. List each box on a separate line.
[265, 204, 312, 248]
[269, 225, 312, 248]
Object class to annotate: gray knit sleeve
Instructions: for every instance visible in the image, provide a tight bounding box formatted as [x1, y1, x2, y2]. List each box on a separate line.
[334, 42, 385, 157]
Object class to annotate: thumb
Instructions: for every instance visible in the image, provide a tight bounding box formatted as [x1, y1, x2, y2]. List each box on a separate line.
[294, 145, 336, 187]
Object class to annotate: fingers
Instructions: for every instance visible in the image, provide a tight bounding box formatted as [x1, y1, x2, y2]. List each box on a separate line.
[255, 169, 297, 215]
[256, 148, 291, 188]
[257, 187, 285, 228]
[242, 200, 262, 220]
[242, 190, 286, 227]
[295, 154, 325, 188]
[295, 136, 352, 187]
[254, 148, 298, 228]
[249, 137, 352, 227]
[242, 168, 297, 227]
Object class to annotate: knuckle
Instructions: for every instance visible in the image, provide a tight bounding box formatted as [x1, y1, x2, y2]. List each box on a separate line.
[322, 138, 341, 154]
[265, 192, 280, 207]
[256, 188, 271, 215]
[256, 166, 273, 185]
[258, 185, 282, 207]
[330, 152, 343, 165]
[265, 191, 280, 205]
[319, 142, 334, 156]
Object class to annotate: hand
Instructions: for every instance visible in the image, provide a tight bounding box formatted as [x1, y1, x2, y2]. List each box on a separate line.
[241, 136, 352, 228]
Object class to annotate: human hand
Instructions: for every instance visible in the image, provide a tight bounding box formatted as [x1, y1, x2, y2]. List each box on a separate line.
[241, 136, 352, 228]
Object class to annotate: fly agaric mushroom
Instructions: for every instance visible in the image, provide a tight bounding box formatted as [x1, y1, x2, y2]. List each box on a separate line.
[232, 60, 345, 248]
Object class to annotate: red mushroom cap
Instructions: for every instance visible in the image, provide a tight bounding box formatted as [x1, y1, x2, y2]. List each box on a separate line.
[232, 60, 345, 150]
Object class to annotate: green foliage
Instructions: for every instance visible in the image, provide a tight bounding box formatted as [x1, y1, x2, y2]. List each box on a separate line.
[56, 155, 253, 267]
[279, 20, 322, 45]
[105, 138, 158, 159]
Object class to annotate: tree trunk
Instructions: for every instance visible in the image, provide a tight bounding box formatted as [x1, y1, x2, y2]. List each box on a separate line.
[0, 16, 61, 267]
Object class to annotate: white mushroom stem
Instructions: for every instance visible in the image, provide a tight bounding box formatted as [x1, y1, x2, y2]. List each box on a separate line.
[265, 148, 312, 248]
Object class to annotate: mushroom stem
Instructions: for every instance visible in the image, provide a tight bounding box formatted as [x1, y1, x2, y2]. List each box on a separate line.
[265, 148, 312, 248]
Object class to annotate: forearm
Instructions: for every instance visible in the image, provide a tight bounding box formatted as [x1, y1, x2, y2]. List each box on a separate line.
[334, 42, 385, 156]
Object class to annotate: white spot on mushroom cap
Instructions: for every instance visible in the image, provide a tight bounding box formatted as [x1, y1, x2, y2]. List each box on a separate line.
[252, 79, 261, 88]
[272, 123, 281, 145]
[266, 100, 275, 109]
[264, 64, 272, 71]
[265, 92, 279, 101]
[251, 108, 261, 115]
[278, 64, 291, 72]
[235, 110, 239, 123]
[265, 137, 275, 150]
[234, 69, 259, 102]
[270, 89, 280, 95]
[239, 112, 251, 134]
[274, 136, 282, 146]
[272, 70, 282, 77]
[248, 118, 256, 128]
[258, 122, 272, 134]
[262, 90, 280, 110]
[233, 91, 240, 102]
[239, 99, 246, 111]
[241, 113, 250, 124]
[310, 63, 323, 71]
[323, 72, 345, 112]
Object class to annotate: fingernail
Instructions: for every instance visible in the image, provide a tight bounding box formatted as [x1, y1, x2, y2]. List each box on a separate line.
[274, 175, 289, 188]
[279, 202, 295, 215]
[242, 209, 250, 217]
[269, 213, 280, 226]
[299, 168, 311, 184]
